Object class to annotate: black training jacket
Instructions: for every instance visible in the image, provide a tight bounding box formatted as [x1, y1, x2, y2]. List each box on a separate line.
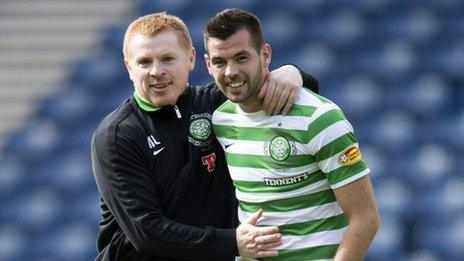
[91, 72, 319, 260]
[92, 83, 238, 260]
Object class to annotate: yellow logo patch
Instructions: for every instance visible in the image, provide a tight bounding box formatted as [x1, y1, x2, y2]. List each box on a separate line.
[337, 145, 362, 166]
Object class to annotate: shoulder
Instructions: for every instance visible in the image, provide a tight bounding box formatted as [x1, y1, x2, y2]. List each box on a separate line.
[212, 100, 237, 124]
[189, 83, 226, 111]
[92, 98, 144, 151]
[289, 89, 343, 120]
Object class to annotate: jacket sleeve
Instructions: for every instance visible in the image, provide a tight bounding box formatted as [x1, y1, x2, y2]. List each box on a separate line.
[91, 123, 238, 260]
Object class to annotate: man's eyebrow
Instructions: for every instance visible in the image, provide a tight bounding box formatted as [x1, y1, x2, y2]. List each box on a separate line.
[210, 50, 250, 61]
[234, 50, 250, 57]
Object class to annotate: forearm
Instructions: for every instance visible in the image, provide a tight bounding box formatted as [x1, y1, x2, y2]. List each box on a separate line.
[282, 63, 319, 93]
[334, 215, 379, 261]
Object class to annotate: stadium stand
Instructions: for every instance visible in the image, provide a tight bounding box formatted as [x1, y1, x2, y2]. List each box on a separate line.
[0, 0, 462, 260]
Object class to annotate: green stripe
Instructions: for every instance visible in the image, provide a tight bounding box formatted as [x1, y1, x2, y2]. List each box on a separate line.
[287, 104, 317, 117]
[239, 189, 336, 212]
[216, 101, 236, 114]
[226, 152, 315, 169]
[278, 213, 348, 236]
[133, 91, 161, 112]
[306, 109, 346, 143]
[233, 170, 326, 193]
[316, 132, 356, 161]
[263, 244, 339, 261]
[327, 160, 368, 186]
[214, 125, 309, 144]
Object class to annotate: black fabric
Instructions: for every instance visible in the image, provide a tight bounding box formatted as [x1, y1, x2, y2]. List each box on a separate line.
[92, 85, 238, 260]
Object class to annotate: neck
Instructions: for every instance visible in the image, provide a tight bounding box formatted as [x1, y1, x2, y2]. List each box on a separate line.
[238, 97, 263, 113]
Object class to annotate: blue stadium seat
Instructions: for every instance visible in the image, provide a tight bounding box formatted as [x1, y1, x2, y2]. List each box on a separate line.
[359, 145, 387, 181]
[405, 249, 442, 261]
[0, 223, 28, 261]
[366, 111, 418, 154]
[294, 42, 338, 83]
[366, 215, 405, 260]
[2, 120, 62, 165]
[0, 158, 25, 199]
[13, 189, 62, 231]
[374, 177, 412, 219]
[51, 222, 98, 260]
[323, 75, 384, 121]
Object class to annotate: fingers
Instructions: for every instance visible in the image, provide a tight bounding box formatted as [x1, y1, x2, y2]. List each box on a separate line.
[281, 87, 298, 115]
[254, 232, 282, 245]
[257, 75, 269, 99]
[253, 225, 279, 237]
[262, 77, 276, 113]
[265, 83, 283, 115]
[244, 231, 281, 258]
[272, 86, 291, 115]
[246, 208, 263, 225]
[257, 240, 282, 251]
[255, 250, 279, 257]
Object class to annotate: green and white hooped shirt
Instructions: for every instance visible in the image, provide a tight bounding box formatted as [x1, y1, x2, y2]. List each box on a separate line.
[212, 89, 370, 261]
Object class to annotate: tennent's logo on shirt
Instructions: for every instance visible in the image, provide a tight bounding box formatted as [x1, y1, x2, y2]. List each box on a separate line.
[338, 145, 362, 166]
[263, 172, 310, 186]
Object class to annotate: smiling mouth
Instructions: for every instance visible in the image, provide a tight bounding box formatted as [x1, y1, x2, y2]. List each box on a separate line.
[150, 82, 171, 89]
[227, 81, 245, 88]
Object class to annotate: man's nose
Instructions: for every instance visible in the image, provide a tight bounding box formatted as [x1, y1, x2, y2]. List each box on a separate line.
[224, 63, 239, 78]
[150, 64, 166, 77]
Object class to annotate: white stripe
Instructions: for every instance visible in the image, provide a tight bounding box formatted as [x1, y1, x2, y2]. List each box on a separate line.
[318, 143, 359, 173]
[294, 89, 325, 107]
[228, 164, 319, 182]
[238, 201, 343, 225]
[236, 179, 330, 203]
[217, 138, 312, 156]
[307, 120, 353, 154]
[331, 169, 370, 189]
[213, 110, 311, 131]
[273, 227, 346, 250]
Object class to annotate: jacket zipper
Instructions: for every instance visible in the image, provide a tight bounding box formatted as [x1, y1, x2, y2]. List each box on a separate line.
[174, 105, 182, 119]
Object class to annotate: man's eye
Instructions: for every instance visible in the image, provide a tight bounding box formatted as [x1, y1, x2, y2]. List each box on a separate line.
[138, 59, 151, 66]
[236, 56, 247, 62]
[162, 57, 175, 63]
[213, 60, 226, 67]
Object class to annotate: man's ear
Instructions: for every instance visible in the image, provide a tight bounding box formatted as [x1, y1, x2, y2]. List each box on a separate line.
[261, 43, 272, 67]
[124, 59, 133, 81]
[189, 47, 196, 71]
[204, 53, 212, 76]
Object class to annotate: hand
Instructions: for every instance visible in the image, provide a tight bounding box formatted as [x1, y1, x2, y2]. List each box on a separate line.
[258, 65, 303, 115]
[236, 209, 282, 258]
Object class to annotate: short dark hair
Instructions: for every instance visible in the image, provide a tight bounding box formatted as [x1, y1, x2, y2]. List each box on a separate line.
[203, 8, 265, 53]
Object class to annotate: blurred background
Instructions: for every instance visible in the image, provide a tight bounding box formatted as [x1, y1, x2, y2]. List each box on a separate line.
[0, 0, 463, 260]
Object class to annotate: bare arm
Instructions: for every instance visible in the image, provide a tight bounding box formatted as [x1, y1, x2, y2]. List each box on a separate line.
[333, 175, 380, 261]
